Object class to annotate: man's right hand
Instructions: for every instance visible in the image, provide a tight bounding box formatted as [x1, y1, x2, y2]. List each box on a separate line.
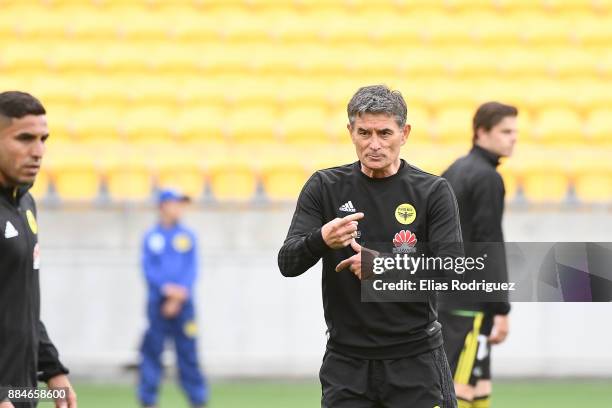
[0, 401, 15, 408]
[321, 212, 364, 249]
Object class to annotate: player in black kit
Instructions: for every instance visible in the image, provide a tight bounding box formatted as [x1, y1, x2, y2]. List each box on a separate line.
[278, 85, 463, 408]
[438, 102, 517, 408]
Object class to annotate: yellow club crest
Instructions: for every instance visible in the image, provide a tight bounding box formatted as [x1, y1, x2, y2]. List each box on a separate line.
[395, 203, 416, 225]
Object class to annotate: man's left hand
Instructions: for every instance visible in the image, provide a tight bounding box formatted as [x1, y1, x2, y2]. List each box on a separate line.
[488, 314, 510, 345]
[335, 240, 363, 279]
[47, 374, 77, 408]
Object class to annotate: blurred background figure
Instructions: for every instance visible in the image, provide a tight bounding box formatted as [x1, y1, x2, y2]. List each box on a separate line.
[138, 189, 208, 408]
[439, 102, 518, 408]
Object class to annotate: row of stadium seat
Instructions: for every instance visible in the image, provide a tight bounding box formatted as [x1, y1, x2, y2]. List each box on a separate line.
[3, 76, 610, 114]
[1, 12, 610, 45]
[2, 2, 611, 14]
[32, 144, 612, 203]
[37, 105, 612, 145]
[2, 44, 610, 77]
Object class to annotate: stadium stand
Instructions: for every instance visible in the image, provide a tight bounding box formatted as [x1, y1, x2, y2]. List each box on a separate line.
[0, 0, 609, 203]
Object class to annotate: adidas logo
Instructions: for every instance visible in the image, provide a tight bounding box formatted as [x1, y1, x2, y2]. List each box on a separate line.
[339, 201, 356, 213]
[4, 221, 18, 239]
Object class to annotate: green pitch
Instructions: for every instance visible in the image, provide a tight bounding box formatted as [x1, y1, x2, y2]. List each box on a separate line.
[73, 380, 611, 408]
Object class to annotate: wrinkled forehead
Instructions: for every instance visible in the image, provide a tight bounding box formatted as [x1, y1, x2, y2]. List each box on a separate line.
[0, 114, 49, 137]
[352, 112, 400, 131]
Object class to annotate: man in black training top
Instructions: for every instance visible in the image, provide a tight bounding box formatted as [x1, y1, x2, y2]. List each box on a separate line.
[278, 85, 463, 408]
[438, 102, 517, 408]
[0, 91, 77, 408]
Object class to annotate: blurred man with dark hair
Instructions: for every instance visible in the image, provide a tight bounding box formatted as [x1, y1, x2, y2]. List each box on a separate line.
[439, 101, 518, 408]
[138, 189, 208, 408]
[0, 91, 77, 408]
[279, 85, 462, 408]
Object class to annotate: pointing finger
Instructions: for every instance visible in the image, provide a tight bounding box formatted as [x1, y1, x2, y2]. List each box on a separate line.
[350, 239, 361, 253]
[341, 212, 364, 224]
[335, 258, 353, 272]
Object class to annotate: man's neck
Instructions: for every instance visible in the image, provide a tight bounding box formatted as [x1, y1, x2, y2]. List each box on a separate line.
[361, 159, 401, 179]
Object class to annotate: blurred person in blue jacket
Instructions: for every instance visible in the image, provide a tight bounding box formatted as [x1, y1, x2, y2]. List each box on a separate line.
[138, 189, 208, 408]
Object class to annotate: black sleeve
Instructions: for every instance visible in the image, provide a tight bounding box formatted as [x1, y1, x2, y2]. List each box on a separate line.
[427, 178, 464, 259]
[470, 171, 511, 315]
[278, 173, 330, 277]
[37, 321, 69, 382]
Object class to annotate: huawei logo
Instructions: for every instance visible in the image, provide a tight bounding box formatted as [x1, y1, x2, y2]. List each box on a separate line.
[392, 230, 417, 253]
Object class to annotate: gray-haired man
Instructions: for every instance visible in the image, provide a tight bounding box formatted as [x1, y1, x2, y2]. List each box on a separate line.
[278, 85, 462, 407]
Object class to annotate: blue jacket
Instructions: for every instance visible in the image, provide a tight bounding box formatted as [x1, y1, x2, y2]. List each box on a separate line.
[142, 223, 198, 303]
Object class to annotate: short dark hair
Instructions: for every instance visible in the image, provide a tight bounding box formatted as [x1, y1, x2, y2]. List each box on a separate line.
[473, 101, 517, 143]
[347, 85, 407, 128]
[0, 91, 46, 120]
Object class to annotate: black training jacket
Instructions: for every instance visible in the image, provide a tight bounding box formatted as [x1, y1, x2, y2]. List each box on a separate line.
[278, 160, 463, 359]
[0, 185, 68, 406]
[440, 145, 511, 316]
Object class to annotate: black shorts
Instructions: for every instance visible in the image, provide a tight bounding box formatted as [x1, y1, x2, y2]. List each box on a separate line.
[439, 311, 492, 387]
[319, 346, 457, 408]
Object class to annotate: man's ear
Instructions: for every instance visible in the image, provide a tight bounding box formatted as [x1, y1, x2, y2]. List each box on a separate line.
[475, 126, 487, 143]
[401, 124, 411, 146]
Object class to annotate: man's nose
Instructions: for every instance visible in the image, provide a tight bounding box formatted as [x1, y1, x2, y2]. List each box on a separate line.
[369, 135, 381, 149]
[30, 140, 45, 160]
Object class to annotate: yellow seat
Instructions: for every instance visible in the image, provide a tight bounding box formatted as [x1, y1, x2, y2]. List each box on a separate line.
[279, 81, 330, 109]
[175, 106, 226, 144]
[261, 161, 309, 201]
[121, 107, 175, 144]
[406, 106, 432, 143]
[572, 160, 612, 202]
[100, 45, 150, 73]
[9, 7, 66, 38]
[105, 158, 153, 202]
[125, 79, 180, 106]
[519, 15, 568, 45]
[157, 158, 206, 200]
[227, 107, 278, 144]
[266, 10, 319, 43]
[280, 107, 331, 145]
[396, 49, 446, 77]
[498, 48, 547, 77]
[496, 0, 543, 12]
[76, 79, 128, 107]
[62, 9, 116, 40]
[470, 17, 521, 46]
[52, 158, 101, 201]
[533, 108, 584, 144]
[434, 108, 474, 144]
[521, 161, 569, 202]
[29, 78, 77, 107]
[72, 108, 122, 142]
[230, 79, 279, 108]
[218, 10, 270, 42]
[115, 11, 168, 41]
[46, 104, 74, 143]
[522, 80, 573, 113]
[574, 14, 612, 46]
[47, 44, 99, 74]
[166, 11, 218, 41]
[208, 161, 258, 202]
[180, 77, 231, 105]
[585, 109, 612, 145]
[29, 169, 50, 200]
